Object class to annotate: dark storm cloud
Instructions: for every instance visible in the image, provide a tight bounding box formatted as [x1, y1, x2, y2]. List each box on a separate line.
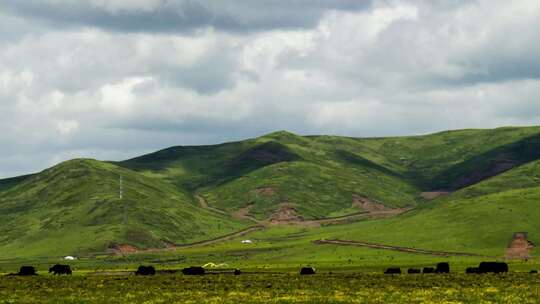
[2, 0, 372, 33]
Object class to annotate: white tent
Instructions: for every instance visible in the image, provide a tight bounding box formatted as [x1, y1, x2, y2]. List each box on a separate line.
[241, 240, 253, 244]
[64, 256, 76, 260]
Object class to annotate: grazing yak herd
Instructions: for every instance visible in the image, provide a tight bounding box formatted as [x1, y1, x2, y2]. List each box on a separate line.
[385, 262, 450, 274]
[7, 264, 72, 276]
[5, 262, 536, 276]
[135, 266, 243, 276]
[384, 261, 532, 275]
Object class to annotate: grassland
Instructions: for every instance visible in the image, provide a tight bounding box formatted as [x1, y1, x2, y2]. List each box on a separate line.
[1, 272, 539, 304]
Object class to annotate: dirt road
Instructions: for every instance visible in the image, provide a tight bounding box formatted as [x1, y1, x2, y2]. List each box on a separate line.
[110, 196, 414, 255]
[173, 226, 265, 249]
[314, 239, 485, 257]
[196, 195, 230, 217]
[110, 225, 266, 255]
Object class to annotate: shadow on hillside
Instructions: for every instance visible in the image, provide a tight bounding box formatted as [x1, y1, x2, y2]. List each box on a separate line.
[430, 133, 540, 190]
[334, 150, 401, 177]
[117, 141, 302, 190]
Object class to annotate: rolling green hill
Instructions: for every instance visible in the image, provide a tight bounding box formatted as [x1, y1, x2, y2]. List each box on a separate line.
[120, 131, 421, 220]
[305, 157, 540, 256]
[0, 159, 244, 258]
[120, 126, 540, 219]
[1, 126, 540, 259]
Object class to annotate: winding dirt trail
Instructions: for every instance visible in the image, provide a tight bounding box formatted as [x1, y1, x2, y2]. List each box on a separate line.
[196, 195, 230, 217]
[197, 194, 262, 223]
[314, 239, 486, 257]
[110, 226, 266, 255]
[172, 226, 266, 249]
[195, 193, 412, 227]
[232, 204, 262, 223]
[111, 196, 414, 255]
[306, 208, 413, 225]
[266, 205, 413, 227]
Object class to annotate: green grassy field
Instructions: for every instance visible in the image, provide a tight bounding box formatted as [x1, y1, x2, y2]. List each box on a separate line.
[1, 272, 539, 303]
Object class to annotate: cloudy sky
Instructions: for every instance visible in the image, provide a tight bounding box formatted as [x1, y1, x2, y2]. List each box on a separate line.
[1, 0, 540, 178]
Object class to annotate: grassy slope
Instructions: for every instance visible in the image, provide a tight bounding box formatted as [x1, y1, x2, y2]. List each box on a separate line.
[0, 159, 245, 258]
[121, 131, 421, 220]
[119, 126, 540, 261]
[312, 159, 540, 256]
[3, 126, 540, 259]
[121, 127, 540, 220]
[349, 126, 540, 189]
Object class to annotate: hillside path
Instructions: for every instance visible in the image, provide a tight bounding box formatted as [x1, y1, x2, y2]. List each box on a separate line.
[172, 226, 266, 249]
[196, 195, 230, 216]
[305, 208, 413, 225]
[196, 193, 412, 227]
[111, 198, 414, 255]
[267, 207, 413, 227]
[196, 194, 262, 223]
[110, 226, 266, 255]
[314, 239, 486, 257]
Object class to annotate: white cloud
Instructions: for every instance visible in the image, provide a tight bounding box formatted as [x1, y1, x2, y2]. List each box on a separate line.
[98, 77, 151, 115]
[1, 0, 540, 177]
[56, 119, 79, 136]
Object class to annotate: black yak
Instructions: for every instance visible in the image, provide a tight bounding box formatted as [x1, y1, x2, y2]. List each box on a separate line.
[234, 269, 242, 275]
[530, 270, 538, 274]
[182, 266, 205, 275]
[135, 265, 156, 276]
[18, 266, 37, 276]
[384, 268, 401, 274]
[49, 264, 72, 275]
[478, 262, 508, 274]
[407, 268, 421, 274]
[422, 267, 435, 274]
[300, 267, 316, 275]
[436, 262, 450, 273]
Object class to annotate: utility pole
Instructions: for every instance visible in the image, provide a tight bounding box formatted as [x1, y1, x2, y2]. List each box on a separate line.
[119, 175, 127, 225]
[119, 175, 123, 200]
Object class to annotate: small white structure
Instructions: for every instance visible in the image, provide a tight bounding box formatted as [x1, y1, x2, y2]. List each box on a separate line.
[203, 262, 229, 268]
[203, 262, 217, 268]
[241, 240, 253, 244]
[64, 256, 76, 260]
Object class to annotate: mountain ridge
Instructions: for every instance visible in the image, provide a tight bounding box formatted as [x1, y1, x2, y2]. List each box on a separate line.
[2, 125, 540, 258]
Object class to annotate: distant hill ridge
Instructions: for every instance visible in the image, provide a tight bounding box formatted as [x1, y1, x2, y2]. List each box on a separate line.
[2, 125, 540, 257]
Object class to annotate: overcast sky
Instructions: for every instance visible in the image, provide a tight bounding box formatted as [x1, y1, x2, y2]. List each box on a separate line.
[1, 0, 540, 178]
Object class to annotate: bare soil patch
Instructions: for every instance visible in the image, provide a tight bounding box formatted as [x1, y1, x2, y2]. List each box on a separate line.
[254, 186, 276, 197]
[108, 244, 140, 255]
[232, 203, 260, 223]
[352, 195, 389, 212]
[269, 203, 305, 225]
[506, 232, 535, 259]
[420, 191, 450, 200]
[351, 194, 412, 219]
[266, 196, 412, 228]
